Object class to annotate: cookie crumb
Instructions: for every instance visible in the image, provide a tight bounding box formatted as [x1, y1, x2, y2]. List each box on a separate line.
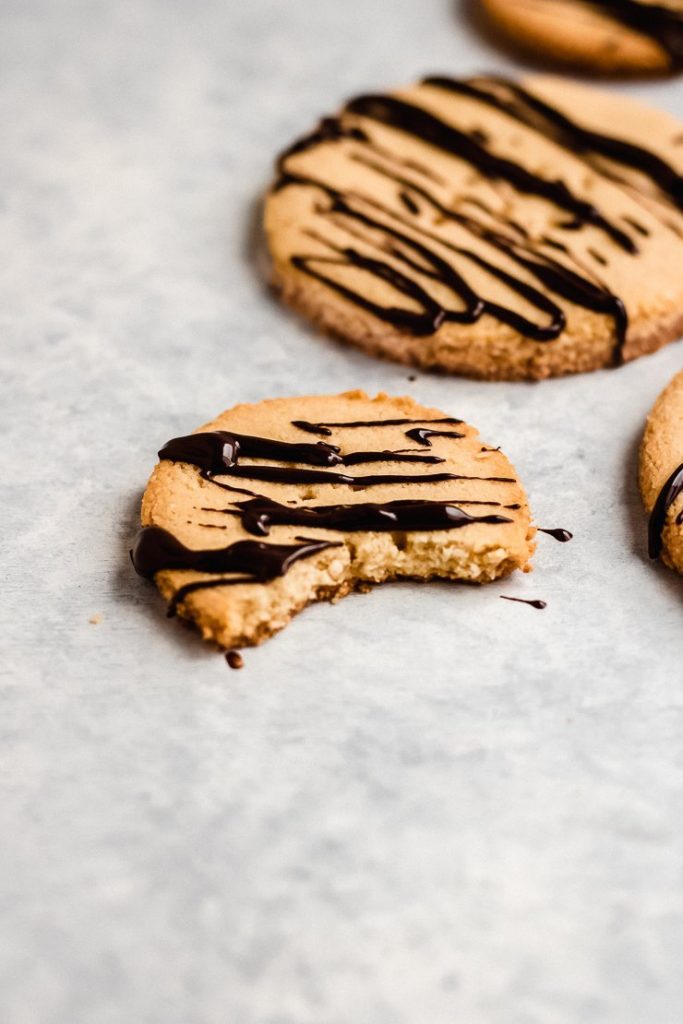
[89, 613, 102, 625]
[226, 650, 244, 670]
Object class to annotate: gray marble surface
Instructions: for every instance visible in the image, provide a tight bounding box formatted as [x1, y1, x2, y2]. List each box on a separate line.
[2, 1, 683, 1021]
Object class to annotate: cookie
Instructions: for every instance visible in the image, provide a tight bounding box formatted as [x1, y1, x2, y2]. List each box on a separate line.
[265, 74, 683, 381]
[479, 0, 683, 76]
[639, 370, 683, 573]
[132, 391, 535, 650]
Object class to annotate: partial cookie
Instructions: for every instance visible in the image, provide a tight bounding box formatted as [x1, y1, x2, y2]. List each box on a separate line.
[639, 370, 683, 573]
[132, 391, 535, 649]
[479, 0, 683, 75]
[265, 75, 683, 381]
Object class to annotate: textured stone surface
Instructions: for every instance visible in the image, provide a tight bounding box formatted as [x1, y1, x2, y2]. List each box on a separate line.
[1, 2, 682, 1022]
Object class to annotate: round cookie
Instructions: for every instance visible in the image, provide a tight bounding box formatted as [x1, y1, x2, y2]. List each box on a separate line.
[639, 370, 683, 573]
[479, 0, 683, 76]
[265, 74, 683, 381]
[132, 391, 535, 650]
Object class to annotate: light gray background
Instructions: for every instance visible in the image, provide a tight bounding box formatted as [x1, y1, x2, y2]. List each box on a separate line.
[2, 1, 682, 1022]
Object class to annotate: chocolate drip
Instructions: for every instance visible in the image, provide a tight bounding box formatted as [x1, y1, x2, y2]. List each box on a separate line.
[131, 526, 340, 614]
[648, 462, 683, 558]
[159, 431, 342, 473]
[198, 475, 260, 498]
[589, 249, 607, 266]
[291, 246, 445, 335]
[624, 216, 650, 237]
[586, 0, 683, 68]
[538, 527, 573, 542]
[277, 116, 369, 164]
[200, 497, 524, 519]
[217, 464, 514, 487]
[292, 416, 462, 436]
[339, 450, 445, 465]
[167, 577, 257, 615]
[131, 525, 338, 581]
[399, 190, 420, 214]
[500, 596, 547, 609]
[205, 495, 512, 537]
[226, 650, 244, 670]
[405, 428, 465, 445]
[159, 429, 452, 477]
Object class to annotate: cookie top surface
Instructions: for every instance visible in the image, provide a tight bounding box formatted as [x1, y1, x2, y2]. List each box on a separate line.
[639, 370, 683, 572]
[265, 75, 683, 380]
[133, 391, 535, 649]
[480, 0, 683, 74]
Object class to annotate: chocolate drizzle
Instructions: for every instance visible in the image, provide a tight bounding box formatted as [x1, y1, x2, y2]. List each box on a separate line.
[159, 431, 342, 472]
[130, 526, 340, 614]
[219, 463, 507, 487]
[538, 527, 573, 542]
[500, 596, 547, 610]
[423, 77, 683, 212]
[405, 427, 465, 445]
[133, 414, 523, 614]
[273, 75, 683, 362]
[345, 93, 635, 251]
[226, 650, 244, 670]
[203, 495, 512, 537]
[131, 525, 338, 582]
[292, 416, 463, 436]
[584, 0, 683, 68]
[648, 462, 683, 558]
[158, 430, 515, 489]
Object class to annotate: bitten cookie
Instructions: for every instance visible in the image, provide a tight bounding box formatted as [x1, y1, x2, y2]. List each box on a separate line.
[479, 0, 683, 76]
[132, 391, 535, 650]
[265, 74, 683, 381]
[639, 370, 683, 573]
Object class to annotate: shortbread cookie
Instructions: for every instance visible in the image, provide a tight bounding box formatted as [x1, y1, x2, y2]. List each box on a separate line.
[639, 370, 683, 572]
[265, 75, 683, 380]
[479, 0, 683, 75]
[132, 391, 535, 649]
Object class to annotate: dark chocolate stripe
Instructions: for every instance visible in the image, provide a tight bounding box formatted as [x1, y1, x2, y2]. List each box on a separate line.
[130, 526, 340, 614]
[131, 526, 338, 580]
[292, 416, 462, 436]
[217, 465, 513, 487]
[585, 0, 683, 68]
[199, 495, 512, 537]
[648, 462, 683, 559]
[160, 430, 447, 474]
[339, 450, 445, 465]
[159, 431, 342, 473]
[405, 428, 465, 445]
